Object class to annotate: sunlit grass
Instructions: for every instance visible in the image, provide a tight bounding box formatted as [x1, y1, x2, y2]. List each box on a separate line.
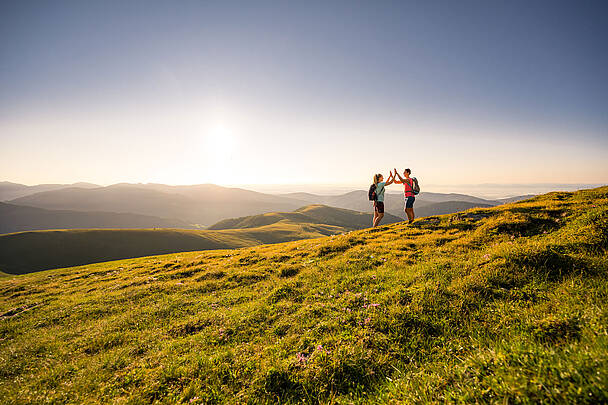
[0, 188, 607, 403]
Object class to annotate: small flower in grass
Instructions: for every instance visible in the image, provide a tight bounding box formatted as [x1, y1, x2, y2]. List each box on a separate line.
[369, 303, 380, 308]
[190, 397, 199, 403]
[364, 317, 371, 325]
[483, 254, 490, 260]
[371, 274, 376, 279]
[316, 345, 324, 351]
[296, 352, 308, 364]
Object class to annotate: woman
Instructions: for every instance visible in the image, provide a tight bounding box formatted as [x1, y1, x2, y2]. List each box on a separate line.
[372, 171, 395, 227]
[394, 168, 416, 223]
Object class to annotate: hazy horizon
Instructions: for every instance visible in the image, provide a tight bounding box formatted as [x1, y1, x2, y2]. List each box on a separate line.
[2, 1, 607, 188]
[3, 178, 605, 200]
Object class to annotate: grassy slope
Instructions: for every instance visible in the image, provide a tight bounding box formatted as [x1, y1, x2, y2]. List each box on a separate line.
[0, 187, 607, 403]
[415, 200, 494, 218]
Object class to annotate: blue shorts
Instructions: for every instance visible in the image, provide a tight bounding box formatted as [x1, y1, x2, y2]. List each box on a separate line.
[405, 196, 415, 209]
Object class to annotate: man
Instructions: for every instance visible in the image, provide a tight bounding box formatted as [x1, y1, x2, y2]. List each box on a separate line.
[394, 168, 416, 223]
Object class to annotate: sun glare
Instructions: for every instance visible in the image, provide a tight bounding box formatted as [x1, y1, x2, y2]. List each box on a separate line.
[201, 124, 240, 184]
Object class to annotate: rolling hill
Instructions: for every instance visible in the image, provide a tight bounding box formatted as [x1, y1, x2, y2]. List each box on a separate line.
[0, 202, 194, 234]
[0, 205, 392, 274]
[208, 204, 402, 230]
[0, 187, 605, 403]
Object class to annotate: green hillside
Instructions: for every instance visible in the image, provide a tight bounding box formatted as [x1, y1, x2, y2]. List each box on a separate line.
[0, 205, 383, 275]
[0, 224, 341, 275]
[208, 204, 401, 230]
[0, 187, 606, 403]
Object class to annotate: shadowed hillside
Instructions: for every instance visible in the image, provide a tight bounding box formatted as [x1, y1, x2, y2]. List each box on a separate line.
[0, 205, 387, 274]
[0, 187, 606, 403]
[0, 202, 194, 234]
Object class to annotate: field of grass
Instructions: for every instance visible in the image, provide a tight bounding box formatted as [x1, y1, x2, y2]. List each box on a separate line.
[0, 187, 607, 403]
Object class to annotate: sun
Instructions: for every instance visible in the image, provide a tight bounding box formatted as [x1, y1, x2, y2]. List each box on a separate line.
[205, 125, 236, 152]
[200, 124, 241, 183]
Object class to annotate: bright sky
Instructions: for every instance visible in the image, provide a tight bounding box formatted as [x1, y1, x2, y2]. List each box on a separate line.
[1, 1, 607, 189]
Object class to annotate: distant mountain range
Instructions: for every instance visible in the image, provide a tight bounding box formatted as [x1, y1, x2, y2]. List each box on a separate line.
[1, 181, 534, 233]
[0, 205, 397, 274]
[0, 181, 99, 201]
[6, 183, 306, 227]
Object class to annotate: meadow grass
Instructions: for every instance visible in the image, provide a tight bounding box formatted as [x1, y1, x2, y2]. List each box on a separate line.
[0, 187, 607, 403]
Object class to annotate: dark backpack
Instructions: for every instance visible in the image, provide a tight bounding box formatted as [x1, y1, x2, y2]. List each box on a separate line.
[368, 184, 377, 201]
[405, 178, 421, 195]
[412, 177, 420, 195]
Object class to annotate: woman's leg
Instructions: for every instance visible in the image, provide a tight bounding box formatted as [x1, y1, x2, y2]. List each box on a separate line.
[372, 203, 379, 227]
[374, 213, 384, 227]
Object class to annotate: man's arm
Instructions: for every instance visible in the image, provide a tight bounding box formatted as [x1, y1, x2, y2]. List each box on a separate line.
[394, 169, 405, 183]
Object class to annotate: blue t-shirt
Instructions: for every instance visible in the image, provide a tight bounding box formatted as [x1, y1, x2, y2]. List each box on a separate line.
[375, 181, 386, 202]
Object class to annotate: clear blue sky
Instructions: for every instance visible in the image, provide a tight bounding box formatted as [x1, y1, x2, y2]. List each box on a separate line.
[1, 0, 607, 188]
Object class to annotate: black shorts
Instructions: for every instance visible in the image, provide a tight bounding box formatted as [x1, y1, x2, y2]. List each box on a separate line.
[374, 201, 385, 213]
[405, 196, 415, 209]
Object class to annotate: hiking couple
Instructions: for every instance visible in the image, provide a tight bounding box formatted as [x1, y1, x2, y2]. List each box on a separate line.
[369, 168, 419, 227]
